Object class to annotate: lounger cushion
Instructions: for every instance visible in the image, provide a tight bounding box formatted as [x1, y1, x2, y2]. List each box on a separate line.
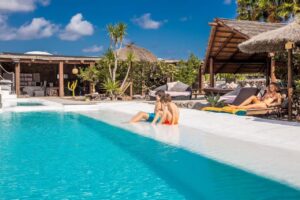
[169, 82, 189, 92]
[154, 84, 167, 91]
[231, 88, 259, 106]
[166, 91, 191, 97]
[149, 90, 191, 97]
[167, 82, 178, 91]
[202, 106, 247, 116]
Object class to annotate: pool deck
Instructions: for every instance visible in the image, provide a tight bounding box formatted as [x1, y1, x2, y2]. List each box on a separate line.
[2, 99, 300, 189]
[79, 102, 300, 190]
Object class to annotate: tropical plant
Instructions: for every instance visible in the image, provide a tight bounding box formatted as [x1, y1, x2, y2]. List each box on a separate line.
[102, 79, 120, 99]
[277, 1, 300, 21]
[77, 66, 100, 94]
[175, 53, 201, 86]
[67, 80, 78, 98]
[205, 93, 226, 107]
[106, 23, 127, 83]
[295, 80, 300, 91]
[237, 0, 300, 22]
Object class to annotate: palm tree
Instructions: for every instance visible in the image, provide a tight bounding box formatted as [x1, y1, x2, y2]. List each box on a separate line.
[237, 0, 261, 21]
[278, 0, 300, 21]
[106, 23, 128, 83]
[106, 24, 116, 49]
[237, 0, 300, 22]
[103, 49, 115, 80]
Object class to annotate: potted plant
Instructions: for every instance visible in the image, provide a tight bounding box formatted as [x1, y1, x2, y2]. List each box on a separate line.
[205, 93, 226, 107]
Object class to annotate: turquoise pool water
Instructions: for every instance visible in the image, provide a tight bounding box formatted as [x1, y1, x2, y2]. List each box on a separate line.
[0, 112, 300, 200]
[16, 102, 44, 106]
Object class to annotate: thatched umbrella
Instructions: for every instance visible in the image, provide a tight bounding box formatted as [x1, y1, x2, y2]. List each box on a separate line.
[239, 15, 300, 121]
[117, 44, 157, 97]
[118, 44, 157, 62]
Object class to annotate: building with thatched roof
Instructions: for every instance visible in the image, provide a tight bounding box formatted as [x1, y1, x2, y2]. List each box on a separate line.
[202, 18, 285, 88]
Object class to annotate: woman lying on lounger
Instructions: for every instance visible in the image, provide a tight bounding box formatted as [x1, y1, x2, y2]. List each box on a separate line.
[130, 90, 165, 123]
[230, 83, 282, 110]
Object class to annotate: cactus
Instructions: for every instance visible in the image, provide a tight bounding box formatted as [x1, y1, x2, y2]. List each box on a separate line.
[67, 80, 78, 98]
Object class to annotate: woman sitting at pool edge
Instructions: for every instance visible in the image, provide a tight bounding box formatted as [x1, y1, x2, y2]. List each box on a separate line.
[230, 83, 282, 110]
[130, 90, 165, 123]
[151, 94, 179, 125]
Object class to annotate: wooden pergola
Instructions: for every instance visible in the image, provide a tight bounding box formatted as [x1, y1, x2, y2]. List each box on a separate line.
[0, 52, 99, 97]
[200, 18, 285, 92]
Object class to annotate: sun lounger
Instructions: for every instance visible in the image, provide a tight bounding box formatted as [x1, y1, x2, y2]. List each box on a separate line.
[149, 81, 192, 100]
[246, 90, 288, 117]
[230, 87, 259, 106]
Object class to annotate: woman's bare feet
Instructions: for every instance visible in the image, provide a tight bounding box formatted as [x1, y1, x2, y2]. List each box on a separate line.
[297, 115, 300, 122]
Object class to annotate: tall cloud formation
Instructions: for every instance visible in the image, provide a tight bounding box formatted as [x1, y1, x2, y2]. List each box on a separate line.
[132, 13, 165, 30]
[0, 0, 50, 12]
[0, 15, 58, 40]
[59, 13, 94, 41]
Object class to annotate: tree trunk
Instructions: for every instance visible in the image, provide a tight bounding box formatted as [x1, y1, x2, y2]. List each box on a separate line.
[121, 62, 131, 89]
[90, 83, 96, 94]
[108, 63, 113, 80]
[113, 58, 118, 82]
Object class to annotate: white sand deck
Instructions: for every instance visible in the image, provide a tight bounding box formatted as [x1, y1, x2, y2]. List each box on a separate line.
[76, 102, 300, 190]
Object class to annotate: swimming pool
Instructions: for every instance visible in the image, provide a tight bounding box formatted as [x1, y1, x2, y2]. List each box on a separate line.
[0, 112, 299, 199]
[16, 102, 44, 106]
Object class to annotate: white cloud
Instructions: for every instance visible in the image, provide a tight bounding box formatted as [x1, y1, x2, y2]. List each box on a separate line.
[59, 13, 94, 41]
[0, 15, 57, 40]
[224, 0, 232, 4]
[0, 15, 16, 40]
[17, 18, 58, 39]
[132, 13, 165, 30]
[82, 45, 103, 53]
[0, 0, 50, 12]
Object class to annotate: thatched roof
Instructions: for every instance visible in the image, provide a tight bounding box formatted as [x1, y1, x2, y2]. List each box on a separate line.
[239, 17, 300, 54]
[118, 44, 157, 63]
[204, 18, 285, 74]
[219, 18, 284, 38]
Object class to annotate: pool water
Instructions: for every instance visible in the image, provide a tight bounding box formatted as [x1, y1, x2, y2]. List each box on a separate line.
[0, 112, 300, 200]
[16, 102, 44, 106]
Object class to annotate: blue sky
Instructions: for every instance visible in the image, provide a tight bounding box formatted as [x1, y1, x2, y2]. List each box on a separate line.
[0, 0, 237, 60]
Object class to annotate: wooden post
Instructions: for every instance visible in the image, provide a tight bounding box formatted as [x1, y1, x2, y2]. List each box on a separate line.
[59, 61, 64, 97]
[287, 49, 293, 121]
[265, 58, 270, 86]
[89, 63, 95, 94]
[209, 57, 215, 87]
[198, 64, 204, 94]
[285, 41, 295, 121]
[129, 61, 133, 98]
[269, 52, 277, 83]
[15, 62, 20, 97]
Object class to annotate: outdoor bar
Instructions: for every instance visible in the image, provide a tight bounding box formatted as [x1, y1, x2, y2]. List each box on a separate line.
[0, 52, 99, 97]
